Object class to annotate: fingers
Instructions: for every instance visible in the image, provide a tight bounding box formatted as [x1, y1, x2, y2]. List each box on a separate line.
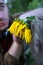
[13, 34, 22, 44]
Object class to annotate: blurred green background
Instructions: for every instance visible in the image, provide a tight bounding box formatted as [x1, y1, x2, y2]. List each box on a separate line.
[7, 0, 43, 14]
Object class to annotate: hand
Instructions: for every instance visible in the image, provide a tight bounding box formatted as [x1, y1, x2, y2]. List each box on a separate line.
[13, 35, 22, 44]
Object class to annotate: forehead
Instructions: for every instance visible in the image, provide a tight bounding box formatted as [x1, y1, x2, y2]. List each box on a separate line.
[0, 0, 4, 3]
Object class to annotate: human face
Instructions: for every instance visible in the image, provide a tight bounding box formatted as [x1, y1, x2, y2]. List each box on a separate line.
[0, 3, 9, 31]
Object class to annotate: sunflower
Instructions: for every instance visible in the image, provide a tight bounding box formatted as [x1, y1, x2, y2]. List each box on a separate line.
[7, 16, 35, 44]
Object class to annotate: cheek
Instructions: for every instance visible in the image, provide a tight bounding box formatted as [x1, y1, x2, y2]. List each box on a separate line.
[0, 21, 9, 31]
[3, 6, 9, 19]
[3, 11, 9, 19]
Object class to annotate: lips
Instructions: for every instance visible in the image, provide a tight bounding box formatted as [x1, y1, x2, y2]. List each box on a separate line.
[0, 21, 6, 27]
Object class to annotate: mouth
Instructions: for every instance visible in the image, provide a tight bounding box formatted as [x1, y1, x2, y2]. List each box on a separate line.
[0, 21, 6, 27]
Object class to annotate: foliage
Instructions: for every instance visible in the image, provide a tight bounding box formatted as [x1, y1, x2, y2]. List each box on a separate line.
[8, 0, 23, 14]
[7, 0, 43, 14]
[24, 46, 35, 65]
[20, 0, 32, 11]
[27, 0, 43, 10]
[7, 0, 32, 14]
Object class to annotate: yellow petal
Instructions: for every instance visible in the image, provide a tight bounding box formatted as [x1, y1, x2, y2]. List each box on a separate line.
[25, 28, 32, 43]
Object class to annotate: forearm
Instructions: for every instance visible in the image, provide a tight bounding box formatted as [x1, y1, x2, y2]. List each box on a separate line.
[8, 40, 22, 60]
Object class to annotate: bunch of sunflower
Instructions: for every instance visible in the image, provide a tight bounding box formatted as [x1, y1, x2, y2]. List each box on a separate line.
[7, 16, 35, 44]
